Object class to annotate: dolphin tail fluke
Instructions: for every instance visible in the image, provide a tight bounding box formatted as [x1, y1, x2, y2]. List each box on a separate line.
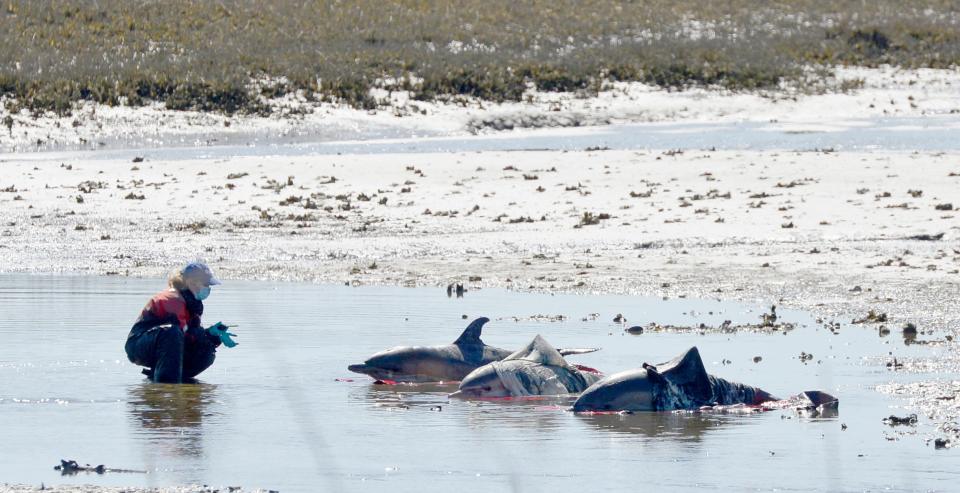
[454, 317, 490, 345]
[752, 388, 778, 405]
[558, 347, 600, 357]
[802, 390, 839, 409]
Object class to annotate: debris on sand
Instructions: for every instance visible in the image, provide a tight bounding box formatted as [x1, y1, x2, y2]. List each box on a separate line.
[853, 310, 887, 324]
[446, 283, 465, 298]
[500, 314, 567, 323]
[760, 305, 778, 327]
[54, 459, 145, 475]
[902, 323, 918, 337]
[934, 438, 951, 449]
[574, 212, 611, 228]
[907, 233, 945, 241]
[633, 320, 795, 334]
[883, 414, 918, 426]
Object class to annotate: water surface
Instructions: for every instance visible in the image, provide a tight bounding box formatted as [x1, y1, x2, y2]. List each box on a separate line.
[9, 115, 960, 163]
[0, 275, 953, 492]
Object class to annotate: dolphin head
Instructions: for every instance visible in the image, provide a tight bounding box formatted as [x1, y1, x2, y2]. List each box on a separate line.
[348, 346, 413, 381]
[348, 345, 474, 383]
[571, 368, 658, 412]
[451, 363, 512, 398]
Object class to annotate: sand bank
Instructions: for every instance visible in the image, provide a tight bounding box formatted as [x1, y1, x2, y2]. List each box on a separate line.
[2, 67, 958, 153]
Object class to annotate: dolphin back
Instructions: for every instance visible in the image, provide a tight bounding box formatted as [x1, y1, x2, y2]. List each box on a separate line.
[488, 335, 597, 396]
[573, 346, 775, 412]
[491, 361, 592, 396]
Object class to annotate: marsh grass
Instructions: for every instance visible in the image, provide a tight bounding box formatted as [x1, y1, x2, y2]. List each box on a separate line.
[1, 0, 958, 116]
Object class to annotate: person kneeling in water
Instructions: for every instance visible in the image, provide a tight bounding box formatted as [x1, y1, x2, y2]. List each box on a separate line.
[125, 262, 237, 383]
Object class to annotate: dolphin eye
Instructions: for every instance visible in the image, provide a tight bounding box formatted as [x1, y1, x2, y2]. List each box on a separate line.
[483, 386, 492, 392]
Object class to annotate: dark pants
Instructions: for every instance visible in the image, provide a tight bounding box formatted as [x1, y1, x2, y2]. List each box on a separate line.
[125, 325, 217, 383]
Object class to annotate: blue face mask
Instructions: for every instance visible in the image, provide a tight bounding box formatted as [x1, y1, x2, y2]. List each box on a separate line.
[195, 286, 211, 301]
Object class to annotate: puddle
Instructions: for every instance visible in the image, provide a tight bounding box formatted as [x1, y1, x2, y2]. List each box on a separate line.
[0, 274, 955, 491]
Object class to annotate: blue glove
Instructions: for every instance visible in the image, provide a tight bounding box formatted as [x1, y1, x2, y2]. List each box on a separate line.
[207, 322, 238, 348]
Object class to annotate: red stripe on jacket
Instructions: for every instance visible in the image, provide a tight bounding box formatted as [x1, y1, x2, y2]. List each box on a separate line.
[141, 289, 191, 330]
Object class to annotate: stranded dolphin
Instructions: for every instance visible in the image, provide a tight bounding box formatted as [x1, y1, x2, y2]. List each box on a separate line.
[347, 317, 510, 383]
[572, 346, 780, 412]
[348, 318, 598, 383]
[451, 335, 603, 398]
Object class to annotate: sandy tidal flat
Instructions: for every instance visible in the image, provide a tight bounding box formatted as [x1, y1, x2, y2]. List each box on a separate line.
[0, 147, 956, 316]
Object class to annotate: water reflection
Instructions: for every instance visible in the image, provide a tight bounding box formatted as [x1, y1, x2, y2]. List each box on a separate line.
[577, 412, 726, 441]
[127, 382, 218, 459]
[360, 383, 453, 410]
[358, 382, 571, 432]
[461, 399, 572, 433]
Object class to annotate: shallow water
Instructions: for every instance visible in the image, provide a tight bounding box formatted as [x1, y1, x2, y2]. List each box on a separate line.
[13, 115, 960, 163]
[0, 275, 954, 492]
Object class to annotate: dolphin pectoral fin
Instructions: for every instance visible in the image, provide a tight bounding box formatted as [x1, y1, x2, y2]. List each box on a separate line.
[453, 317, 490, 345]
[558, 347, 600, 356]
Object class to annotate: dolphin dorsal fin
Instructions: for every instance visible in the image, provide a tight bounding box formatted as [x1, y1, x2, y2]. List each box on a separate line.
[504, 335, 570, 368]
[657, 346, 712, 401]
[454, 317, 490, 345]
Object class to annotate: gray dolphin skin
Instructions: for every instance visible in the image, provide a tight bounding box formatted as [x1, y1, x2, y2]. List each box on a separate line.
[572, 346, 781, 412]
[347, 317, 514, 383]
[452, 335, 603, 398]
